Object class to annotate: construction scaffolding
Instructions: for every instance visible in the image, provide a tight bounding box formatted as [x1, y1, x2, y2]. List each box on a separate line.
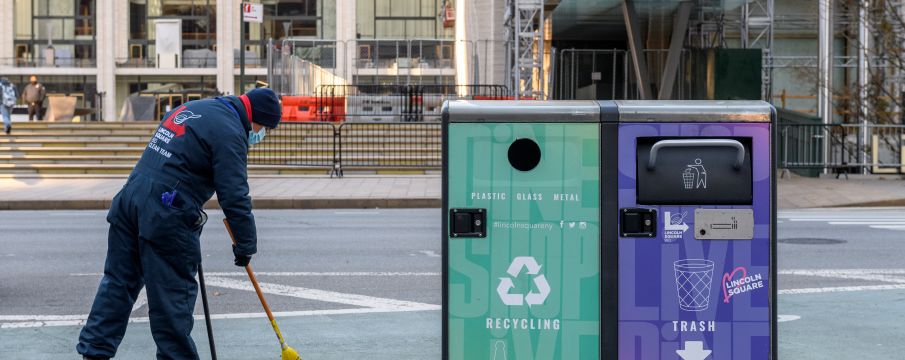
[505, 0, 545, 99]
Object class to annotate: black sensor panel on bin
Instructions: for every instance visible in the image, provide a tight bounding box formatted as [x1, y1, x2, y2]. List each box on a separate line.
[449, 208, 486, 238]
[636, 137, 753, 205]
[621, 208, 657, 237]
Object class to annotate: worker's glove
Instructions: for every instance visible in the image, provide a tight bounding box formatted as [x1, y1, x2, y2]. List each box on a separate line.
[232, 245, 252, 267]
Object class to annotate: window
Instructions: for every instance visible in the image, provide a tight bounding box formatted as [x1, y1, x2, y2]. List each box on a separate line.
[356, 0, 452, 39]
[257, 0, 333, 39]
[245, 1, 336, 67]
[13, 0, 96, 67]
[127, 0, 217, 63]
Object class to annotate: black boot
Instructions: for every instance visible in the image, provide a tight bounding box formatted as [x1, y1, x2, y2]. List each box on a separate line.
[83, 356, 109, 360]
[4, 125, 9, 134]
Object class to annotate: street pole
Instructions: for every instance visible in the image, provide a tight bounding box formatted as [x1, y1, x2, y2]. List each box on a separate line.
[818, 0, 833, 174]
[239, 3, 246, 94]
[858, 0, 869, 174]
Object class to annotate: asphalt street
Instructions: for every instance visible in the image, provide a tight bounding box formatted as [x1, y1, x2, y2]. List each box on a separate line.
[1, 208, 904, 359]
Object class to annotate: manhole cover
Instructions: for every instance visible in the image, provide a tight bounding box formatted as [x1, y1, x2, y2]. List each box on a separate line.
[779, 238, 847, 245]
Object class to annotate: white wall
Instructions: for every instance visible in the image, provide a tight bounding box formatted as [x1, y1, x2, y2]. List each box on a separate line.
[0, 1, 13, 60]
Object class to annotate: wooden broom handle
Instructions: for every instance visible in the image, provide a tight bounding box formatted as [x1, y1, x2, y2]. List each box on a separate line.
[223, 219, 276, 323]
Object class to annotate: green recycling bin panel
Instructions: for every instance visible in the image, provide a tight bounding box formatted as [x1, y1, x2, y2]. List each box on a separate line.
[443, 101, 602, 360]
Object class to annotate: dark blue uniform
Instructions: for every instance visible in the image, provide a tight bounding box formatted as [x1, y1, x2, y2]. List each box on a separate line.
[77, 96, 257, 359]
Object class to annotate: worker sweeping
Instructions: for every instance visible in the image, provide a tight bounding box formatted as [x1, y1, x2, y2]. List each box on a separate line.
[76, 88, 282, 360]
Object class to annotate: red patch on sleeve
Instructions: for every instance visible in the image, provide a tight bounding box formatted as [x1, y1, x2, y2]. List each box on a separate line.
[162, 106, 187, 137]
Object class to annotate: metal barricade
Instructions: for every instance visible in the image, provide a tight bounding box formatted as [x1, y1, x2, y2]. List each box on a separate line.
[249, 122, 339, 170]
[778, 123, 905, 175]
[337, 123, 442, 173]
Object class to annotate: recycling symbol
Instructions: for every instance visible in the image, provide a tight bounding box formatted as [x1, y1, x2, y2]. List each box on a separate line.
[497, 256, 551, 307]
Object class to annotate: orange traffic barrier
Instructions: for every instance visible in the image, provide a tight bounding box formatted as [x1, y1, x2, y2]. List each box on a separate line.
[281, 95, 346, 122]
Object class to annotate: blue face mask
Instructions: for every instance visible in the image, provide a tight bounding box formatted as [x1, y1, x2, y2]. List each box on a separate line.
[247, 127, 266, 146]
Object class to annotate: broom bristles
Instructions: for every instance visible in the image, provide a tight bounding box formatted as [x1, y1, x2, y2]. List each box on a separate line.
[282, 346, 301, 360]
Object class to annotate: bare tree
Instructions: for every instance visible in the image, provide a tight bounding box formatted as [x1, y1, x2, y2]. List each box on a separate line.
[836, 0, 904, 126]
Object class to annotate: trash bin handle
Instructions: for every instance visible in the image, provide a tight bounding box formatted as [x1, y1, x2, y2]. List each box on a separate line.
[648, 139, 745, 170]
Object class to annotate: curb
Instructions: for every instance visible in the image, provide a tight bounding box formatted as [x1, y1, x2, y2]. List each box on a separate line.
[830, 198, 905, 208]
[3, 197, 901, 210]
[0, 197, 442, 211]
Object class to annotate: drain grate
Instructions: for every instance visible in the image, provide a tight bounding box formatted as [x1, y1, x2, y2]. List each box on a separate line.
[779, 238, 847, 245]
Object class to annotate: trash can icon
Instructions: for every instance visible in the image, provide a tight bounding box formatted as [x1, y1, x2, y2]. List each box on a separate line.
[674, 259, 715, 311]
[682, 168, 696, 189]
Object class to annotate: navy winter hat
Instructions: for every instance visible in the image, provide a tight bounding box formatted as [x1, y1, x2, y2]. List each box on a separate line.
[242, 88, 282, 129]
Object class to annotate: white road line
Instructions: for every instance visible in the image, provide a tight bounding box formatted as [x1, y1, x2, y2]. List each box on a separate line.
[787, 218, 905, 222]
[781, 272, 905, 284]
[131, 288, 147, 312]
[779, 269, 905, 283]
[2, 320, 87, 329]
[46, 211, 99, 217]
[0, 307, 440, 329]
[70, 272, 440, 277]
[782, 215, 905, 218]
[777, 315, 801, 322]
[203, 276, 438, 311]
[778, 269, 905, 294]
[779, 284, 905, 295]
[872, 225, 905, 230]
[779, 269, 905, 276]
[209, 272, 440, 277]
[780, 209, 905, 232]
[0, 315, 88, 321]
[419, 250, 441, 258]
[1, 277, 441, 329]
[779, 215, 905, 219]
[827, 221, 905, 225]
[776, 211, 905, 218]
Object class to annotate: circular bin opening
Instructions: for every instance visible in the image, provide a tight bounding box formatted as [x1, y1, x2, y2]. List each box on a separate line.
[508, 138, 541, 171]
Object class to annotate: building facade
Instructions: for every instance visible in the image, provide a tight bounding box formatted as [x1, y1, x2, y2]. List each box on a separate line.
[0, 0, 509, 121]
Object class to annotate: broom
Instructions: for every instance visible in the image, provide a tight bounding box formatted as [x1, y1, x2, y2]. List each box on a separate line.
[224, 219, 301, 360]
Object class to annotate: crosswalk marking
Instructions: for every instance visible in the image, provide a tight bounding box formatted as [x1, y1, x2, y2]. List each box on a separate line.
[872, 225, 905, 230]
[1, 273, 440, 329]
[778, 268, 905, 294]
[203, 276, 439, 311]
[779, 209, 905, 231]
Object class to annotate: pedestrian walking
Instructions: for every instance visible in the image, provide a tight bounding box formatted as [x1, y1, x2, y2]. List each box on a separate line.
[0, 77, 17, 134]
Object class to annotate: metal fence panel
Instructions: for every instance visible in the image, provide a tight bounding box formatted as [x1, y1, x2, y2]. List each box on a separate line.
[778, 123, 905, 174]
[249, 122, 338, 168]
[338, 123, 441, 169]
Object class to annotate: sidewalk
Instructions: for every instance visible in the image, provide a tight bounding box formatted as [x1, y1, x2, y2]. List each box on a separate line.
[0, 174, 441, 210]
[0, 174, 902, 210]
[777, 175, 905, 208]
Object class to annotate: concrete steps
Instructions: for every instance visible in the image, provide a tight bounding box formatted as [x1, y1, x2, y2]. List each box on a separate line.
[0, 121, 441, 174]
[0, 163, 334, 175]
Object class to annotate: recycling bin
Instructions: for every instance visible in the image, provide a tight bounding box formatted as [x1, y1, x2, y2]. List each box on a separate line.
[442, 100, 775, 360]
[443, 101, 604, 360]
[612, 100, 775, 360]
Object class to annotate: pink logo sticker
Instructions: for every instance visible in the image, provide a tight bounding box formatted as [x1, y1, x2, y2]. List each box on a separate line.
[722, 266, 765, 303]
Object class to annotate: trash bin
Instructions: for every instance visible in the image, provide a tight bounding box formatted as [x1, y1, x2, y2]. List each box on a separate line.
[612, 100, 775, 360]
[443, 101, 604, 360]
[442, 100, 776, 360]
